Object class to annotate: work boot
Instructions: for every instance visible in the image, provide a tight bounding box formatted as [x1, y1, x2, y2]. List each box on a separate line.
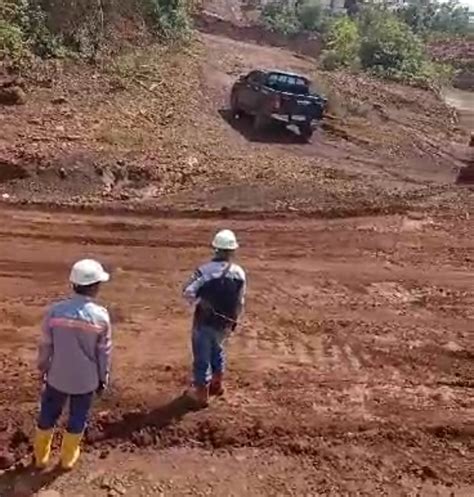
[185, 385, 209, 408]
[209, 373, 225, 397]
[33, 428, 54, 469]
[60, 432, 83, 470]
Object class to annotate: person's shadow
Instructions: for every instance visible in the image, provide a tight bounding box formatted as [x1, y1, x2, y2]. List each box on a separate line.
[92, 393, 199, 443]
[0, 465, 63, 497]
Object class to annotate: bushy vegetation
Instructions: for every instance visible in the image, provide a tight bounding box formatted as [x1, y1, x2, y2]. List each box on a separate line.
[0, 0, 192, 67]
[0, 20, 25, 60]
[261, 0, 326, 36]
[143, 0, 192, 38]
[321, 16, 360, 70]
[261, 0, 300, 36]
[321, 7, 454, 86]
[359, 11, 426, 76]
[396, 0, 472, 37]
[1, 0, 62, 62]
[261, 0, 466, 85]
[261, 0, 472, 39]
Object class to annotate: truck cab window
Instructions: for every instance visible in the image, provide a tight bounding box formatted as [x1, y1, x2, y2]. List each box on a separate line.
[247, 71, 263, 84]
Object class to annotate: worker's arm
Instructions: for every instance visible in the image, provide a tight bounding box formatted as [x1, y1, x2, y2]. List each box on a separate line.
[183, 268, 205, 305]
[237, 277, 247, 317]
[37, 308, 54, 375]
[96, 311, 112, 389]
[232, 271, 247, 331]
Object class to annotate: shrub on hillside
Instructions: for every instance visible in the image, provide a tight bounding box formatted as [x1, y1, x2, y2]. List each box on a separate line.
[321, 9, 452, 87]
[359, 14, 425, 79]
[0, 20, 26, 61]
[397, 0, 472, 37]
[1, 0, 63, 58]
[321, 16, 360, 69]
[0, 0, 193, 66]
[142, 0, 192, 39]
[298, 0, 324, 32]
[261, 0, 328, 36]
[261, 0, 301, 36]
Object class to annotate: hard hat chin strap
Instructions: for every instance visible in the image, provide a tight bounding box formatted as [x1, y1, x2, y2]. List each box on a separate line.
[72, 282, 100, 297]
[213, 248, 233, 261]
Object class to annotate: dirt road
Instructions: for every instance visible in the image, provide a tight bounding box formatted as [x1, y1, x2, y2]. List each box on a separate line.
[0, 208, 472, 496]
[1, 32, 471, 215]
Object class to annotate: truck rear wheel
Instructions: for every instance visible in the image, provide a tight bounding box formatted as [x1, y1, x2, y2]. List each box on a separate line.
[254, 113, 269, 131]
[231, 95, 242, 119]
[299, 124, 313, 142]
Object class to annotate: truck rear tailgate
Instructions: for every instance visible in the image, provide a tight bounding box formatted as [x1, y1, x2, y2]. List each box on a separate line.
[278, 94, 324, 120]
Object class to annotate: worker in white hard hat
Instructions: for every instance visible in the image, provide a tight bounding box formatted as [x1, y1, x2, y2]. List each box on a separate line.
[33, 259, 112, 470]
[183, 229, 246, 407]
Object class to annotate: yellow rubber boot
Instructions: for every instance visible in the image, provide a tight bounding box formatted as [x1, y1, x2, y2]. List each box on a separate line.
[60, 432, 83, 470]
[33, 428, 54, 469]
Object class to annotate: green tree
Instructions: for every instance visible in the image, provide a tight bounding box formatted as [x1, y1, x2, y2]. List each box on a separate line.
[261, 0, 327, 35]
[397, 0, 471, 36]
[261, 0, 301, 36]
[144, 0, 192, 39]
[359, 12, 426, 79]
[321, 15, 360, 69]
[297, 0, 324, 31]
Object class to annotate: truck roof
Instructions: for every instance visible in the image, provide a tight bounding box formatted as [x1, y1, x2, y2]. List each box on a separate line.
[265, 70, 309, 81]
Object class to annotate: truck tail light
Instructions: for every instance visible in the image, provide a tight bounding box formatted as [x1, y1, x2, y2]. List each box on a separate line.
[272, 95, 281, 111]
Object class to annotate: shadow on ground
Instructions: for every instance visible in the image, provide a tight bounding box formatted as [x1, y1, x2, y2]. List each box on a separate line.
[0, 465, 64, 497]
[90, 393, 199, 444]
[218, 109, 310, 144]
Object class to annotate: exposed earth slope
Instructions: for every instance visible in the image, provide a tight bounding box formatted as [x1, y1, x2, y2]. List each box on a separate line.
[0, 32, 471, 216]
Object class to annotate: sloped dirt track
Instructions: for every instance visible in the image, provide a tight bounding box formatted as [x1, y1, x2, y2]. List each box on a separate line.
[0, 32, 472, 216]
[0, 208, 472, 496]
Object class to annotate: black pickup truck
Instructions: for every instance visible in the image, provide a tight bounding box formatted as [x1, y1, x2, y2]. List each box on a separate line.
[230, 70, 327, 141]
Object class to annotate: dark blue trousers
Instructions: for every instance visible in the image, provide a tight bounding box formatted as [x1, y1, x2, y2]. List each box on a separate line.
[38, 384, 94, 434]
[192, 324, 227, 386]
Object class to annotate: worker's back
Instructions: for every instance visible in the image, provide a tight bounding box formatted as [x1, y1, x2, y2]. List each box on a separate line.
[194, 261, 246, 330]
[40, 295, 110, 395]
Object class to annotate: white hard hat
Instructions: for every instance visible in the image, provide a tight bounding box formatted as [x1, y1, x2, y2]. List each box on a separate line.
[212, 229, 239, 251]
[70, 259, 110, 286]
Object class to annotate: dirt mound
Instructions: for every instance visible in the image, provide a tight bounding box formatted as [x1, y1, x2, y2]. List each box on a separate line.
[456, 160, 474, 185]
[457, 166, 474, 183]
[0, 160, 30, 183]
[428, 38, 474, 64]
[454, 135, 474, 184]
[0, 78, 27, 106]
[0, 86, 26, 106]
[195, 11, 322, 57]
[428, 38, 474, 90]
[0, 150, 110, 201]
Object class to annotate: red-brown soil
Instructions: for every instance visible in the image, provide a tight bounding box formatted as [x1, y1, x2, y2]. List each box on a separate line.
[0, 209, 472, 496]
[0, 11, 473, 497]
[0, 33, 471, 217]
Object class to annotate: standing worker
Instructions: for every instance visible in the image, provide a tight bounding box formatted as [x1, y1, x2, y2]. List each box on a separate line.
[183, 229, 246, 407]
[34, 259, 112, 470]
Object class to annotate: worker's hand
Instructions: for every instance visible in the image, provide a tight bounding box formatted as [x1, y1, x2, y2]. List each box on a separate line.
[199, 299, 213, 312]
[38, 373, 46, 387]
[96, 381, 107, 396]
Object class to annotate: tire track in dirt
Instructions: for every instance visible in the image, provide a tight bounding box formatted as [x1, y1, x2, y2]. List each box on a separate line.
[231, 319, 326, 371]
